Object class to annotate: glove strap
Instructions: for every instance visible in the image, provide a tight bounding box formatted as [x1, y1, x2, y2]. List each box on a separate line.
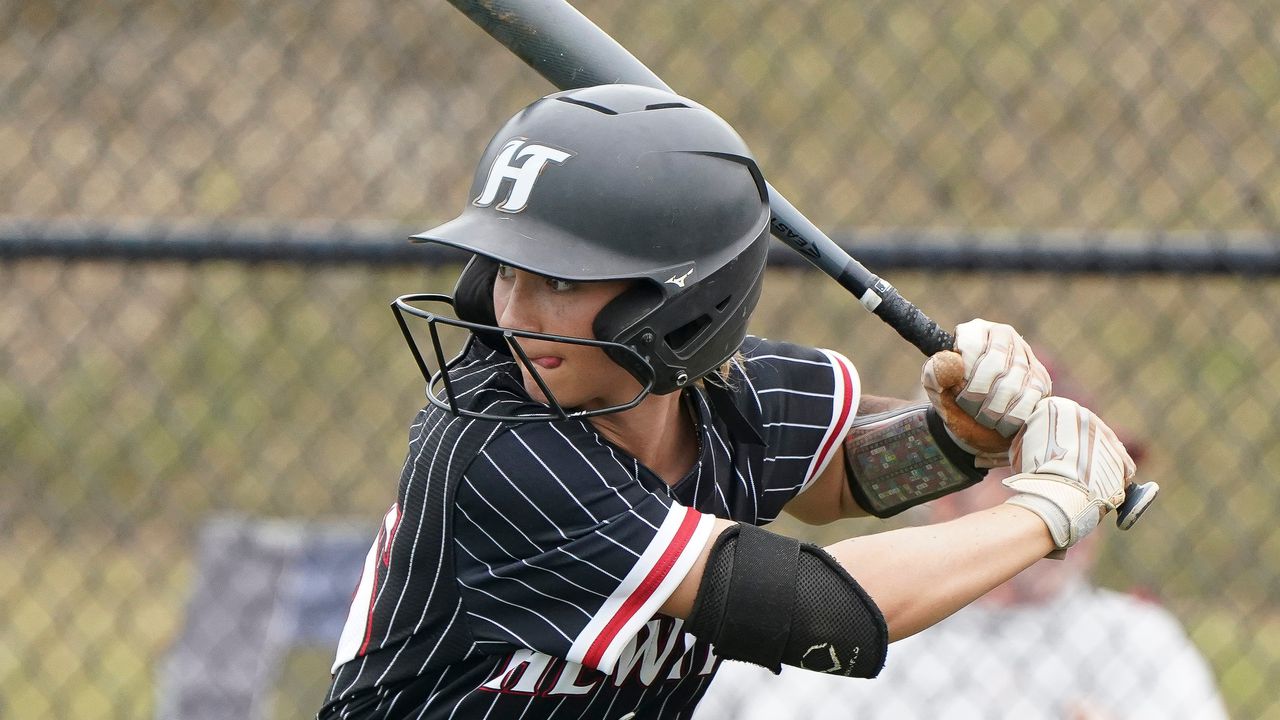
[1003, 472, 1102, 550]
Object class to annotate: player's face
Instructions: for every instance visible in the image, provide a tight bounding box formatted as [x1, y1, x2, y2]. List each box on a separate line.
[492, 265, 640, 411]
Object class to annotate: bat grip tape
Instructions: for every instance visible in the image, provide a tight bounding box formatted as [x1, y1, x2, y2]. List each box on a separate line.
[873, 287, 955, 356]
[832, 260, 954, 356]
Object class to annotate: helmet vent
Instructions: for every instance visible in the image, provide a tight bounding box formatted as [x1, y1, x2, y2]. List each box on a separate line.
[556, 97, 619, 115]
[645, 102, 691, 110]
[714, 295, 732, 311]
[665, 314, 712, 352]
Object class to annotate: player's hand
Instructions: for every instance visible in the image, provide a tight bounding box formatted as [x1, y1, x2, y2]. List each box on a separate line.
[921, 319, 1051, 441]
[1002, 397, 1136, 549]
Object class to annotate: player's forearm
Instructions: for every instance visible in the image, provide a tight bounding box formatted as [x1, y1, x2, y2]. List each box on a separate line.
[824, 503, 1053, 642]
[784, 395, 928, 525]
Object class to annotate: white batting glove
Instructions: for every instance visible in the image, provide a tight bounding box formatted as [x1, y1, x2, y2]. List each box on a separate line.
[1002, 397, 1137, 549]
[921, 319, 1052, 440]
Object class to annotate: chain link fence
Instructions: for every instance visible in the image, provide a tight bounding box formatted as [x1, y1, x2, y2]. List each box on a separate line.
[3, 1, 1278, 718]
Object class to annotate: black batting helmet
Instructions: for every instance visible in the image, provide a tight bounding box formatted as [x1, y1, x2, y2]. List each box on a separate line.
[400, 84, 771, 417]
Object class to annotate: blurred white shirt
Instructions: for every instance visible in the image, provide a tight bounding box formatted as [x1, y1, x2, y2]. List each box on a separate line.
[694, 580, 1227, 720]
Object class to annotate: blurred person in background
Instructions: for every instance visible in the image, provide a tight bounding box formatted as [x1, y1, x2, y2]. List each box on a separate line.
[696, 369, 1226, 720]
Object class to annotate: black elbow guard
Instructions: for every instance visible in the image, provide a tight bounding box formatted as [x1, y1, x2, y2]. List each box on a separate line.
[686, 524, 887, 677]
[844, 403, 987, 518]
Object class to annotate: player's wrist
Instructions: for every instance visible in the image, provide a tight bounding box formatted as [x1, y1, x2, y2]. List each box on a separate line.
[925, 406, 985, 473]
[1002, 472, 1102, 549]
[843, 404, 986, 518]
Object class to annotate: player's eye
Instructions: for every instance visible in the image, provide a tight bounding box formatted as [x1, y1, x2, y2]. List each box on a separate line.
[547, 277, 576, 292]
[495, 263, 515, 280]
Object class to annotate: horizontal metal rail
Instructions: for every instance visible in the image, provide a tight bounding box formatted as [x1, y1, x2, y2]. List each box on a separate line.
[2, 221, 1277, 275]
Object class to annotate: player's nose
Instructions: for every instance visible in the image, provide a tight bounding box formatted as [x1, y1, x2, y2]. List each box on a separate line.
[495, 270, 546, 334]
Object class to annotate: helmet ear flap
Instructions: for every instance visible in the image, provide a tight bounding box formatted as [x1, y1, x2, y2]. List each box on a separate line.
[594, 282, 664, 387]
[594, 235, 769, 395]
[454, 255, 510, 355]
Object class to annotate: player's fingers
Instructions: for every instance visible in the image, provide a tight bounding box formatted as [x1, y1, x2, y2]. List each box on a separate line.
[951, 318, 993, 382]
[963, 325, 1049, 432]
[956, 343, 1015, 428]
[1091, 425, 1133, 507]
[977, 360, 1030, 433]
[1095, 416, 1138, 480]
[1000, 384, 1044, 438]
[1009, 420, 1029, 470]
[992, 349, 1051, 437]
[1017, 396, 1076, 476]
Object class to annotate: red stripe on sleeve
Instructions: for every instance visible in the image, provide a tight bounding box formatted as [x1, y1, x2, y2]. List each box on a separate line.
[357, 524, 385, 657]
[358, 504, 399, 657]
[810, 356, 855, 481]
[582, 507, 702, 669]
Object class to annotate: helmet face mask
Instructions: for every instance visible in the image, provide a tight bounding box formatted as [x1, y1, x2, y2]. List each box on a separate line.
[401, 84, 771, 421]
[391, 293, 656, 422]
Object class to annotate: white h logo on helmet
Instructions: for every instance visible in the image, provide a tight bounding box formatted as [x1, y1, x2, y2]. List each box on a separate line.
[473, 138, 573, 213]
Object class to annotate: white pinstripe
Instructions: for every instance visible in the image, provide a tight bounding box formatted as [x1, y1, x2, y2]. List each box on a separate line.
[335, 407, 454, 696]
[466, 605, 556, 645]
[459, 476, 547, 552]
[798, 348, 860, 492]
[739, 362, 764, 416]
[744, 353, 833, 366]
[510, 431, 601, 524]
[755, 387, 833, 398]
[477, 450, 572, 542]
[414, 601, 467, 674]
[455, 534, 594, 619]
[761, 420, 827, 429]
[520, 557, 609, 600]
[405, 419, 507, 636]
[592, 528, 642, 559]
[404, 666, 449, 720]
[552, 423, 649, 519]
[453, 490, 609, 599]
[372, 412, 469, 681]
[706, 417, 758, 521]
[372, 404, 506, 686]
[555, 545, 623, 583]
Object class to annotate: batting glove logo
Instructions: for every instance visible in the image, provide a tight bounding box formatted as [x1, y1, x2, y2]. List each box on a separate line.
[473, 138, 573, 213]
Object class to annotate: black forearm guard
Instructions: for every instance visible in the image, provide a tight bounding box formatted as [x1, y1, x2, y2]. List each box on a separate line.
[686, 524, 887, 678]
[843, 403, 987, 518]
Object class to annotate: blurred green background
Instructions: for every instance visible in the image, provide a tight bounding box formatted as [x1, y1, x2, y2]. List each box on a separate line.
[2, 0, 1278, 717]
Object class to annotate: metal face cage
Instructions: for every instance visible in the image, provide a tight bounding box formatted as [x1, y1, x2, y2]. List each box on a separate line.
[391, 293, 656, 422]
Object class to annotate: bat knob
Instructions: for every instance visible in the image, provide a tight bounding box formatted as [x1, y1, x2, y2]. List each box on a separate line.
[1116, 481, 1159, 530]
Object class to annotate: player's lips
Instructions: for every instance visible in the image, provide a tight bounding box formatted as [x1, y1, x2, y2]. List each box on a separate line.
[529, 356, 562, 369]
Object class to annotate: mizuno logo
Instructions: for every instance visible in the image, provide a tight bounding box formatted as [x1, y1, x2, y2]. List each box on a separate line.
[1043, 402, 1071, 463]
[473, 138, 573, 213]
[666, 268, 694, 288]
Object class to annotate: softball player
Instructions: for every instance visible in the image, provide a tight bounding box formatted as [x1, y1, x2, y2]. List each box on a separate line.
[320, 84, 1136, 720]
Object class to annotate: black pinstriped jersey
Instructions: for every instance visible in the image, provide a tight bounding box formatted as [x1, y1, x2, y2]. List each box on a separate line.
[321, 336, 860, 720]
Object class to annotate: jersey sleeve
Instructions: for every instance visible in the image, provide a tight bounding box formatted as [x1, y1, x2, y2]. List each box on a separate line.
[737, 337, 861, 497]
[452, 421, 717, 675]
